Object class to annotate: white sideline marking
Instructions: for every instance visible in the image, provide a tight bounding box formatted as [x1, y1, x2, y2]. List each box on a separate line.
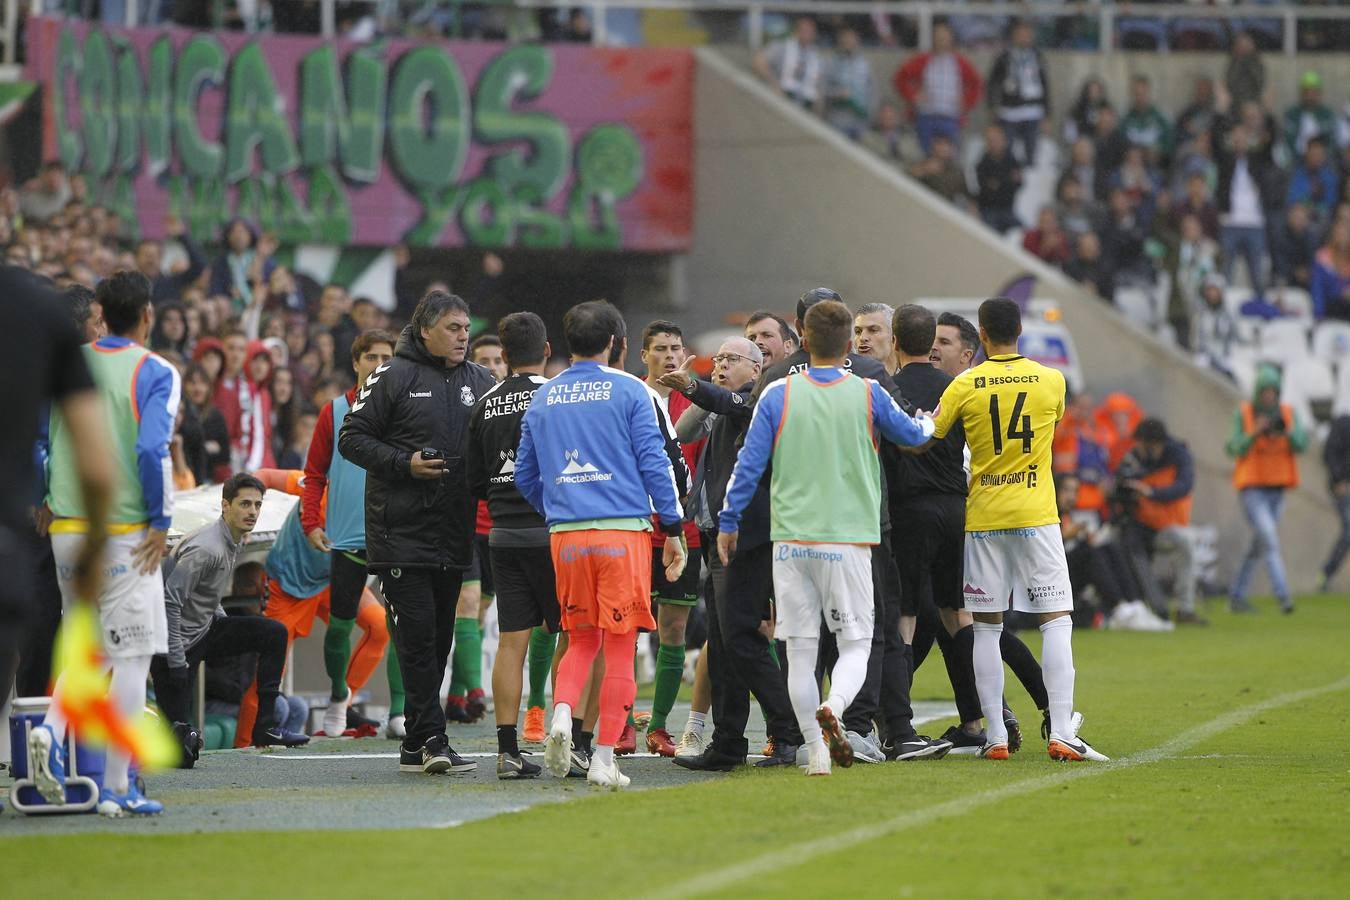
[257, 752, 668, 761]
[654, 676, 1350, 900]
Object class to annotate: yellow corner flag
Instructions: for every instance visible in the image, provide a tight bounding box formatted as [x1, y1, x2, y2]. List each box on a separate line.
[52, 604, 179, 771]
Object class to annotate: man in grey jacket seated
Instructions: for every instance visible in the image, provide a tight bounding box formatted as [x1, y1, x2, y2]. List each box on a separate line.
[150, 473, 308, 762]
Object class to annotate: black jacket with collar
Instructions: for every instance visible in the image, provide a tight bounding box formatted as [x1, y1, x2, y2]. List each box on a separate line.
[339, 325, 496, 570]
[686, 378, 773, 551]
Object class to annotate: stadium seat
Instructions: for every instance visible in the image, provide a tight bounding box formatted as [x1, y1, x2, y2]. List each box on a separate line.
[1335, 363, 1350, 416]
[1113, 285, 1157, 329]
[1226, 345, 1259, 395]
[1283, 359, 1336, 423]
[1312, 321, 1350, 366]
[1223, 286, 1254, 316]
[1256, 319, 1311, 360]
[1276, 286, 1314, 320]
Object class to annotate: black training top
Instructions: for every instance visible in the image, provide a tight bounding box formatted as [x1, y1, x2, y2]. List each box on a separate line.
[888, 362, 968, 500]
[466, 372, 550, 542]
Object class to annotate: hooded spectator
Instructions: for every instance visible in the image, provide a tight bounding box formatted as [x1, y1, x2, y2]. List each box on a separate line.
[1095, 391, 1145, 471]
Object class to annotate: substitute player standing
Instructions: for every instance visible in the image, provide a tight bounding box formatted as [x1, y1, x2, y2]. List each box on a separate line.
[515, 301, 686, 790]
[929, 298, 1107, 762]
[719, 301, 934, 776]
[35, 271, 179, 816]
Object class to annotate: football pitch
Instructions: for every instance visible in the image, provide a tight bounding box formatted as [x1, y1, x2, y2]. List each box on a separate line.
[3, 593, 1348, 898]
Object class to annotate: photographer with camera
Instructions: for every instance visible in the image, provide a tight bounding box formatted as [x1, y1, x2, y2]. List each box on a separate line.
[339, 291, 496, 775]
[1117, 419, 1204, 626]
[1226, 364, 1307, 615]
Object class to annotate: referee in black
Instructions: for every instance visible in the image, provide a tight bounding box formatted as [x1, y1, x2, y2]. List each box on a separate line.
[887, 304, 986, 754]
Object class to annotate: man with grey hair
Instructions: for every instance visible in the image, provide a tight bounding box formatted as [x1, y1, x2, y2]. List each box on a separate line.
[854, 303, 898, 376]
[340, 290, 495, 776]
[659, 336, 804, 770]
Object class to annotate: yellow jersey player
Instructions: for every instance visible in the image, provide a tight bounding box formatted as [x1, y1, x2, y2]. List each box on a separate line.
[930, 298, 1108, 762]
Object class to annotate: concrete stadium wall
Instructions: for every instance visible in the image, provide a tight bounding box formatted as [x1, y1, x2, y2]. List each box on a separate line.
[687, 47, 1336, 594]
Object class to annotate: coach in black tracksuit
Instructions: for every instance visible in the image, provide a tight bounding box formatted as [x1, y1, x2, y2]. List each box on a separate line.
[664, 350, 804, 770]
[340, 292, 495, 770]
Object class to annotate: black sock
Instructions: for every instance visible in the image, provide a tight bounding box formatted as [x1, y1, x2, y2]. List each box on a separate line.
[571, 717, 583, 748]
[497, 724, 519, 756]
[946, 625, 983, 726]
[581, 730, 594, 754]
[1000, 630, 1049, 710]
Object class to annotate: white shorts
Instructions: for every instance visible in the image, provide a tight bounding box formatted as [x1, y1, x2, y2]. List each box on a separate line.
[771, 542, 874, 641]
[51, 531, 168, 659]
[962, 525, 1074, 614]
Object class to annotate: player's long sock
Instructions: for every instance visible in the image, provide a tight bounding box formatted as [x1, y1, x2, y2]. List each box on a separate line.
[105, 654, 152, 794]
[451, 616, 483, 694]
[345, 598, 389, 695]
[972, 623, 1007, 745]
[785, 636, 823, 747]
[824, 635, 870, 716]
[497, 724, 519, 755]
[323, 616, 355, 701]
[386, 638, 406, 719]
[1039, 616, 1076, 739]
[945, 625, 983, 725]
[685, 709, 707, 738]
[1000, 629, 1049, 710]
[554, 627, 602, 711]
[598, 630, 638, 746]
[526, 628, 556, 709]
[649, 642, 685, 732]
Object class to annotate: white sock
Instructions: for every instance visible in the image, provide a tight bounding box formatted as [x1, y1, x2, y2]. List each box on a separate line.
[323, 694, 348, 733]
[972, 623, 1007, 745]
[105, 655, 151, 794]
[785, 637, 823, 747]
[1039, 616, 1076, 739]
[686, 710, 707, 736]
[591, 744, 615, 768]
[551, 703, 572, 735]
[44, 674, 70, 743]
[825, 635, 871, 716]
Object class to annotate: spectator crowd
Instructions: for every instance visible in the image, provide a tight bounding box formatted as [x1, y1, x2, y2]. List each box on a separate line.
[756, 17, 1350, 380]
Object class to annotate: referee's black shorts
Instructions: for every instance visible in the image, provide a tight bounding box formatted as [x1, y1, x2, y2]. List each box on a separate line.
[890, 493, 965, 612]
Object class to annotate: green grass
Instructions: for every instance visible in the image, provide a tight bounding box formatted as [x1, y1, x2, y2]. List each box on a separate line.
[7, 594, 1350, 898]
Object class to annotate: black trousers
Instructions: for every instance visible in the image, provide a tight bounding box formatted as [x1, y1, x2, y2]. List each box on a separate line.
[379, 565, 462, 750]
[705, 537, 802, 755]
[16, 527, 63, 697]
[151, 615, 288, 735]
[329, 549, 368, 620]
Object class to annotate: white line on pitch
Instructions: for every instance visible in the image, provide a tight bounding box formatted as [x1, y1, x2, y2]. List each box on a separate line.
[653, 675, 1350, 900]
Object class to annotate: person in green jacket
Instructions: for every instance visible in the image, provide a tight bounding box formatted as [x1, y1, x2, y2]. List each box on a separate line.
[1121, 75, 1173, 166]
[1226, 364, 1308, 614]
[1283, 71, 1337, 160]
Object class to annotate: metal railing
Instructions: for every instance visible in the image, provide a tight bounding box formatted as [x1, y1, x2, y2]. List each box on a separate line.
[7, 1, 1350, 64]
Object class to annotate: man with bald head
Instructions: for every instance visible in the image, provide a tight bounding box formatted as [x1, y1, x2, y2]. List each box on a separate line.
[659, 336, 804, 771]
